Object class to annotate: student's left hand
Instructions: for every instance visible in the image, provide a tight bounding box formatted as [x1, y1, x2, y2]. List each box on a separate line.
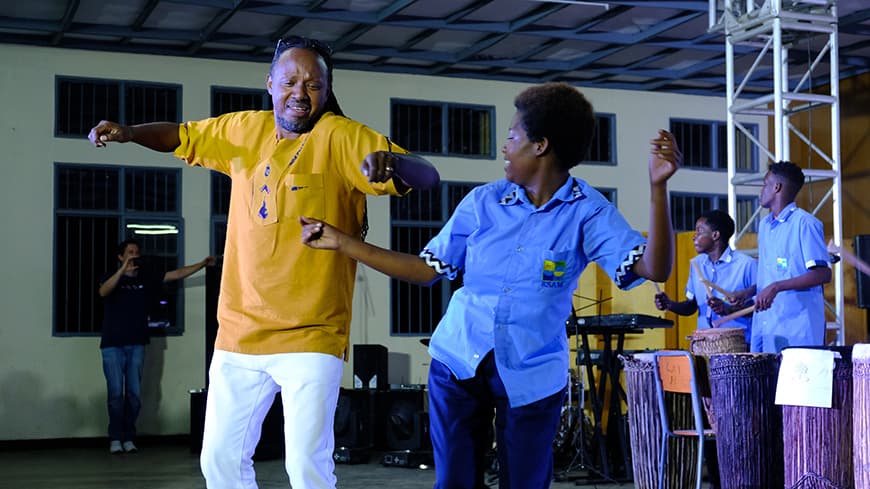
[299, 216, 344, 250]
[649, 129, 681, 185]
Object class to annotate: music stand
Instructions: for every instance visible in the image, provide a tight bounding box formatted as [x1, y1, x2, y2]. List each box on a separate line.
[554, 312, 612, 485]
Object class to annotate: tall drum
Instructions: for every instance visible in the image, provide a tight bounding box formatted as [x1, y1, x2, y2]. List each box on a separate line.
[709, 352, 783, 489]
[688, 327, 748, 431]
[688, 327, 748, 358]
[855, 344, 870, 489]
[622, 353, 696, 489]
[782, 346, 853, 489]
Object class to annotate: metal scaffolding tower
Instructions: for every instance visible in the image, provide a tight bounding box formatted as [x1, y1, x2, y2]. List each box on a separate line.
[709, 0, 845, 344]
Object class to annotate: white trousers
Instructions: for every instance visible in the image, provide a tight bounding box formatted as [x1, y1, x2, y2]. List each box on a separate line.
[201, 350, 343, 489]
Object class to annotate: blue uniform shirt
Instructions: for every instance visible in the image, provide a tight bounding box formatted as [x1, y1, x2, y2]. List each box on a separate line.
[423, 177, 646, 407]
[685, 248, 757, 342]
[751, 202, 830, 353]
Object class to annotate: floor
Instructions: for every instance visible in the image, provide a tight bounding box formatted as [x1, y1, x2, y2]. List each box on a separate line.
[0, 439, 637, 489]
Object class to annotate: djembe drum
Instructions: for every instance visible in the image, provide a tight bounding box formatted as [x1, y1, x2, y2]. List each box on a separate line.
[709, 352, 783, 489]
[854, 344, 870, 489]
[688, 327, 747, 431]
[622, 353, 696, 489]
[783, 346, 853, 489]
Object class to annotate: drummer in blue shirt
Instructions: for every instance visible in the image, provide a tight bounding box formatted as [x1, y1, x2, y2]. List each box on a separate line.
[300, 82, 681, 488]
[654, 209, 757, 344]
[733, 161, 831, 353]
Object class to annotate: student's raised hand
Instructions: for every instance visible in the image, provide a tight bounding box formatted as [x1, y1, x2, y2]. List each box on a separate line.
[299, 216, 344, 250]
[649, 129, 681, 185]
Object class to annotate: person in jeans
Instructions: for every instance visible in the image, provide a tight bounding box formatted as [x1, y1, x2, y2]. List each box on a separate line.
[99, 238, 215, 454]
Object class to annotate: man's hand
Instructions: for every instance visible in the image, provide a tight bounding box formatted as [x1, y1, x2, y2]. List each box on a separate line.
[121, 256, 138, 274]
[88, 120, 133, 147]
[360, 151, 398, 183]
[649, 129, 681, 186]
[202, 256, 217, 267]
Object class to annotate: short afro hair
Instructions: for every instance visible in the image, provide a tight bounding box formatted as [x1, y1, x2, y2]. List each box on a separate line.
[769, 161, 805, 198]
[513, 82, 596, 171]
[699, 209, 735, 243]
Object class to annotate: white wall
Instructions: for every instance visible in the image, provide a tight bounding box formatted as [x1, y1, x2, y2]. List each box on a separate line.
[0, 43, 765, 440]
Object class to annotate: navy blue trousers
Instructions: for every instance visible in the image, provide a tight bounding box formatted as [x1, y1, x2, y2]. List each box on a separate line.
[428, 351, 565, 489]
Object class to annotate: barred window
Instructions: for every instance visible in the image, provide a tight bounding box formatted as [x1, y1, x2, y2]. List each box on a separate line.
[55, 76, 181, 137]
[208, 86, 273, 254]
[586, 114, 616, 165]
[670, 192, 758, 233]
[390, 182, 479, 335]
[670, 119, 757, 172]
[595, 187, 617, 205]
[211, 86, 272, 117]
[391, 100, 494, 158]
[54, 164, 183, 336]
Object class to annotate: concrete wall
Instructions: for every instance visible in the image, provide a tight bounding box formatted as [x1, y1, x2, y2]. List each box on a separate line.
[0, 43, 765, 440]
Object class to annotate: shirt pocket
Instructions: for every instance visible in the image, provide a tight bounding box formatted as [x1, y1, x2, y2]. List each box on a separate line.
[282, 173, 326, 220]
[538, 249, 578, 292]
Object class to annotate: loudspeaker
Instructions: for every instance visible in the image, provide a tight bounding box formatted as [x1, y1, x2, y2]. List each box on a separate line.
[353, 344, 388, 390]
[857, 235, 870, 309]
[381, 389, 431, 451]
[189, 389, 206, 454]
[334, 388, 377, 448]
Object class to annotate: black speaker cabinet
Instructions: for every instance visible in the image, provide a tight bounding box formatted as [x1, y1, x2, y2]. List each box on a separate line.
[381, 389, 431, 451]
[856, 235, 870, 309]
[334, 388, 378, 448]
[353, 344, 388, 390]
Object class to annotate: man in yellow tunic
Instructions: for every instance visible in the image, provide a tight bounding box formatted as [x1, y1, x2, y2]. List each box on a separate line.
[88, 36, 439, 489]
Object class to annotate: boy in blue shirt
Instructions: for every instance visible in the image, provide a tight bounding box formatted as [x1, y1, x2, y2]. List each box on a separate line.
[654, 209, 757, 343]
[301, 82, 680, 488]
[737, 161, 831, 353]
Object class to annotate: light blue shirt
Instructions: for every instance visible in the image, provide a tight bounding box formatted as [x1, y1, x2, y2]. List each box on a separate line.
[751, 202, 830, 353]
[423, 177, 646, 407]
[685, 248, 757, 342]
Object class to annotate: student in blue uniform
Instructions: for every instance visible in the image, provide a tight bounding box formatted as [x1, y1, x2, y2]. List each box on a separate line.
[738, 161, 831, 353]
[654, 209, 757, 343]
[300, 82, 681, 488]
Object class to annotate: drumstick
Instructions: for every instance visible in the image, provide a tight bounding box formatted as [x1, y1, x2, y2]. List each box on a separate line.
[828, 239, 870, 277]
[711, 305, 755, 327]
[652, 282, 663, 294]
[691, 260, 736, 302]
[691, 260, 714, 297]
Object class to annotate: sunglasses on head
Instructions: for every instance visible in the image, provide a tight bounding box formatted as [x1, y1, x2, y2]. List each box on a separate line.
[275, 36, 334, 57]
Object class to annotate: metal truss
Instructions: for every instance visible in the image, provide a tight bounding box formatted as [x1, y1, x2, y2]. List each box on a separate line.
[709, 0, 845, 344]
